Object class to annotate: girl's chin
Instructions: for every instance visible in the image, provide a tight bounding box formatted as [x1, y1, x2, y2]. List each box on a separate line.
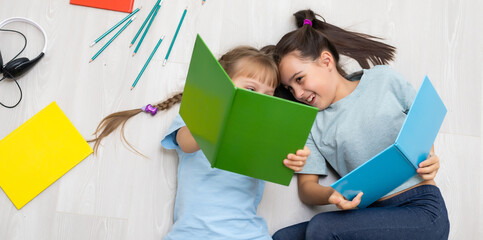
[313, 102, 328, 110]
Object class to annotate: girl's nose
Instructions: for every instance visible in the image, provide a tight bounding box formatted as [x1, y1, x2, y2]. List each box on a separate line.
[294, 86, 304, 100]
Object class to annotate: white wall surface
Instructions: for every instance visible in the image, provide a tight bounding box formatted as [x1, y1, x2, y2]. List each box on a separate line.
[0, 0, 481, 239]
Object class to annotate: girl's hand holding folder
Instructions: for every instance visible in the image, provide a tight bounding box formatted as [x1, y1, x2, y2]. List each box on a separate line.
[416, 146, 440, 181]
[283, 146, 310, 172]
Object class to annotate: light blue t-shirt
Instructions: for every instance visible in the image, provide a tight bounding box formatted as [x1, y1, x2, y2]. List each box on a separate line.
[161, 115, 271, 240]
[301, 65, 423, 197]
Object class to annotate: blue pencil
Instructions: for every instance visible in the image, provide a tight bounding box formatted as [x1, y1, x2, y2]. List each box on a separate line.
[90, 16, 136, 63]
[130, 0, 161, 47]
[133, 1, 163, 56]
[163, 7, 187, 66]
[131, 36, 165, 90]
[90, 7, 141, 47]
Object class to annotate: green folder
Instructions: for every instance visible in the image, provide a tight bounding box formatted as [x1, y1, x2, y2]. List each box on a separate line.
[179, 35, 318, 185]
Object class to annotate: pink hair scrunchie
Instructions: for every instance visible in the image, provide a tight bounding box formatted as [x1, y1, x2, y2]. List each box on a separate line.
[303, 19, 312, 26]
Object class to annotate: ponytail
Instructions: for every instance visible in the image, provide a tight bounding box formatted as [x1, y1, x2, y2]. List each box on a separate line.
[89, 92, 183, 156]
[275, 9, 396, 75]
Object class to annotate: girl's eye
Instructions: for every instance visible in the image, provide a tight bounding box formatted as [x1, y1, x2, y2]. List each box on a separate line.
[246, 87, 255, 91]
[295, 77, 303, 83]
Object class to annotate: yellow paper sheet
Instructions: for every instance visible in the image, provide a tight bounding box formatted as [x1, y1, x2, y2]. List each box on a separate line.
[0, 102, 93, 209]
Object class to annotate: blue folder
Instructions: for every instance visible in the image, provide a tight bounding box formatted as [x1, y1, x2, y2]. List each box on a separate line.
[331, 76, 447, 208]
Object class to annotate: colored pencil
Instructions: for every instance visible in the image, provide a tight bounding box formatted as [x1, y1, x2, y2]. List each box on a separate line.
[130, 0, 161, 48]
[202, 0, 206, 5]
[133, 1, 162, 56]
[90, 16, 136, 63]
[163, 7, 187, 66]
[131, 36, 165, 90]
[90, 7, 140, 47]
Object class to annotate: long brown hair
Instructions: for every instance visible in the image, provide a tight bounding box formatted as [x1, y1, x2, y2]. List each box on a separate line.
[274, 9, 396, 76]
[89, 45, 278, 155]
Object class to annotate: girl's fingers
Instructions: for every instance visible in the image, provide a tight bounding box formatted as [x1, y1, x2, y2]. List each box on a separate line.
[284, 159, 305, 171]
[417, 158, 439, 180]
[284, 159, 305, 167]
[287, 154, 307, 161]
[419, 172, 437, 180]
[296, 146, 311, 156]
[419, 152, 438, 168]
[417, 163, 438, 174]
[417, 155, 440, 175]
[419, 158, 436, 168]
[334, 192, 362, 210]
[285, 159, 305, 166]
[347, 192, 363, 208]
[285, 146, 310, 172]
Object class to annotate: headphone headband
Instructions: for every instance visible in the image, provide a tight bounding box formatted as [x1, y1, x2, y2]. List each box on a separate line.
[0, 17, 48, 53]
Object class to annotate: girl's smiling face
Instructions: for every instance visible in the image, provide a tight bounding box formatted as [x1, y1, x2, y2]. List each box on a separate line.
[278, 51, 338, 110]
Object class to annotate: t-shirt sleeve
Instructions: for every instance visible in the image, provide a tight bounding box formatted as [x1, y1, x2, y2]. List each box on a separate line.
[161, 114, 186, 150]
[398, 79, 416, 113]
[297, 131, 327, 175]
[388, 67, 417, 113]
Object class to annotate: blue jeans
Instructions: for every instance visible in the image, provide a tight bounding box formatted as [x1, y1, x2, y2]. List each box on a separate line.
[272, 185, 449, 240]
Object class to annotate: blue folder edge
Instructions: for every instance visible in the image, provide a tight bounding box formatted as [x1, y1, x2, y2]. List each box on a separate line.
[395, 76, 448, 168]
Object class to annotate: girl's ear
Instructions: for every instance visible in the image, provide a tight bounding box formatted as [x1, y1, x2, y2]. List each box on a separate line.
[318, 51, 334, 70]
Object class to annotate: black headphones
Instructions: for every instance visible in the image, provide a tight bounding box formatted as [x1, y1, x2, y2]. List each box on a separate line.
[0, 17, 47, 79]
[0, 17, 47, 108]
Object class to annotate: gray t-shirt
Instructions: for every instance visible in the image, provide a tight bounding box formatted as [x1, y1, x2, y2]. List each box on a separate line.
[301, 65, 423, 197]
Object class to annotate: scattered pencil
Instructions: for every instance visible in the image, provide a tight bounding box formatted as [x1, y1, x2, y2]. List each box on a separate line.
[131, 36, 165, 90]
[133, 0, 163, 56]
[130, 0, 161, 48]
[89, 16, 136, 63]
[163, 7, 187, 66]
[90, 7, 141, 47]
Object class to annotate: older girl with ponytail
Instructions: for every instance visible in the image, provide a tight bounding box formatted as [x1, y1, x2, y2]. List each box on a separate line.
[272, 9, 449, 240]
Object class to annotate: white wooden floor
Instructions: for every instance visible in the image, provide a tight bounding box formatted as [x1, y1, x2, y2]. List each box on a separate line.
[0, 0, 481, 239]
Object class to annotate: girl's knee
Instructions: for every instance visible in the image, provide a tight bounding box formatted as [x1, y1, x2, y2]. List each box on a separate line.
[306, 213, 341, 239]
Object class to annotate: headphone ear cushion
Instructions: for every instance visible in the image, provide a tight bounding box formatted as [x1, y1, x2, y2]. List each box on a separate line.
[2, 52, 44, 79]
[3, 57, 30, 79]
